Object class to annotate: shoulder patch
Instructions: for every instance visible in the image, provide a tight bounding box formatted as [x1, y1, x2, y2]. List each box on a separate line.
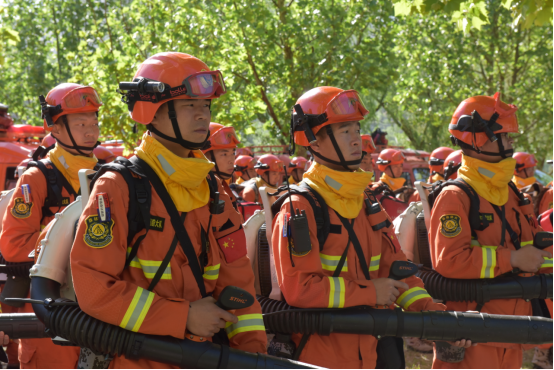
[11, 198, 33, 219]
[83, 215, 115, 248]
[439, 214, 462, 238]
[217, 227, 247, 264]
[289, 239, 311, 257]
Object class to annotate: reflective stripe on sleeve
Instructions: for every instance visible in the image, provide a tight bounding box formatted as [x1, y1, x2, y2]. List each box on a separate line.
[480, 245, 497, 279]
[470, 238, 481, 247]
[521, 240, 533, 247]
[320, 253, 348, 272]
[203, 264, 221, 280]
[225, 314, 265, 339]
[120, 287, 155, 332]
[127, 247, 171, 280]
[541, 258, 553, 269]
[396, 287, 431, 310]
[327, 276, 345, 308]
[369, 254, 381, 272]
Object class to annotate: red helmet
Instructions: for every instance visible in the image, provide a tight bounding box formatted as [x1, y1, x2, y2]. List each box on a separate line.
[93, 146, 116, 164]
[450, 92, 518, 158]
[202, 122, 240, 153]
[124, 53, 226, 125]
[236, 147, 253, 157]
[289, 157, 308, 169]
[42, 83, 102, 131]
[429, 147, 454, 173]
[234, 155, 256, 177]
[361, 134, 376, 154]
[292, 87, 368, 146]
[513, 152, 538, 174]
[443, 149, 463, 180]
[376, 149, 404, 172]
[120, 52, 226, 150]
[254, 154, 284, 176]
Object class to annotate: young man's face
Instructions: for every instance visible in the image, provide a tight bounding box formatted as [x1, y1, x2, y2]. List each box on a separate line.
[387, 163, 403, 178]
[360, 153, 374, 172]
[151, 99, 211, 148]
[311, 121, 362, 171]
[52, 112, 100, 156]
[470, 133, 515, 163]
[211, 148, 235, 178]
[244, 168, 257, 180]
[263, 171, 282, 186]
[292, 168, 305, 182]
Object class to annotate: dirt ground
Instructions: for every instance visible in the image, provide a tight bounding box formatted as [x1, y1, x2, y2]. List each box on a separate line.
[404, 344, 536, 369]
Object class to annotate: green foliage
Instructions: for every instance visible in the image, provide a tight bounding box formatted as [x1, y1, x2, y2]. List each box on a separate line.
[0, 0, 551, 163]
[392, 0, 552, 32]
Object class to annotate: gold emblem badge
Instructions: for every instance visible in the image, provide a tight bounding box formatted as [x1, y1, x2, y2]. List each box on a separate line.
[11, 198, 32, 219]
[440, 214, 462, 238]
[83, 215, 115, 248]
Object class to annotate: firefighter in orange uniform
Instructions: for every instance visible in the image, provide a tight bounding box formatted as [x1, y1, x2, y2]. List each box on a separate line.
[373, 149, 413, 202]
[288, 157, 308, 184]
[0, 83, 102, 368]
[234, 155, 257, 185]
[428, 147, 454, 183]
[512, 152, 552, 216]
[272, 86, 459, 369]
[241, 154, 284, 204]
[202, 122, 241, 207]
[69, 52, 266, 369]
[429, 92, 553, 369]
[359, 134, 377, 180]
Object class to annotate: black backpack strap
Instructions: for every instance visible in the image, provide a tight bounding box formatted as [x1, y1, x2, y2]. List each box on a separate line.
[28, 159, 76, 217]
[335, 215, 371, 280]
[130, 156, 207, 298]
[89, 156, 152, 267]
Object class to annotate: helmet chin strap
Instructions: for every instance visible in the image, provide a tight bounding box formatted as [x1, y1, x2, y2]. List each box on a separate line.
[52, 115, 99, 156]
[208, 151, 234, 180]
[147, 100, 210, 150]
[309, 126, 362, 170]
[453, 136, 513, 159]
[260, 172, 277, 188]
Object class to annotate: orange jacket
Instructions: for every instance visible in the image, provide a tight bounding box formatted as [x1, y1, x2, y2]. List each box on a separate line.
[429, 184, 551, 351]
[538, 187, 553, 215]
[70, 165, 266, 368]
[0, 161, 81, 368]
[272, 193, 444, 368]
[0, 162, 76, 262]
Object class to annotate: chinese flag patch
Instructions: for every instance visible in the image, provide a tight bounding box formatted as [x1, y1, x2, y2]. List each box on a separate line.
[217, 227, 247, 264]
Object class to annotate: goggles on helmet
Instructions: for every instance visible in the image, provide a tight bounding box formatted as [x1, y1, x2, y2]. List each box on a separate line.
[62, 87, 103, 109]
[429, 157, 445, 166]
[120, 71, 226, 104]
[255, 161, 284, 173]
[209, 126, 239, 147]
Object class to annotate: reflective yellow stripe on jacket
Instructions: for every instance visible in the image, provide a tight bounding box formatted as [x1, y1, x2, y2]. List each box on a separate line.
[127, 248, 171, 280]
[120, 287, 155, 332]
[479, 245, 497, 279]
[327, 276, 345, 308]
[203, 264, 220, 280]
[521, 240, 533, 247]
[369, 254, 381, 272]
[225, 314, 265, 339]
[320, 253, 348, 272]
[396, 287, 431, 310]
[541, 258, 553, 269]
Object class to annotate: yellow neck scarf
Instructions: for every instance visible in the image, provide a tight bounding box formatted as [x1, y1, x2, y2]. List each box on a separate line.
[458, 155, 516, 206]
[304, 163, 373, 218]
[255, 176, 277, 193]
[367, 171, 375, 183]
[236, 176, 245, 185]
[430, 172, 444, 183]
[49, 144, 97, 192]
[513, 175, 537, 189]
[380, 172, 406, 192]
[135, 134, 214, 212]
[288, 176, 296, 185]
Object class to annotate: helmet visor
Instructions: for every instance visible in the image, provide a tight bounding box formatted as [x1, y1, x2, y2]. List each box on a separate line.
[328, 90, 369, 118]
[211, 126, 240, 147]
[63, 87, 102, 109]
[185, 71, 226, 98]
[257, 161, 284, 173]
